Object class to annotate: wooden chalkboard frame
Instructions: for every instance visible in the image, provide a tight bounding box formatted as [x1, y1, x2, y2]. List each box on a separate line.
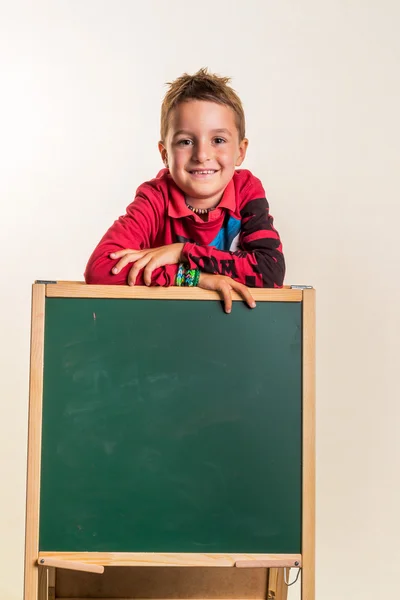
[24, 283, 315, 600]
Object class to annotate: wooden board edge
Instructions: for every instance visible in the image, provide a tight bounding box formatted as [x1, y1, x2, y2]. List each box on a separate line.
[39, 280, 293, 289]
[302, 288, 316, 600]
[235, 556, 301, 568]
[39, 558, 104, 574]
[38, 552, 301, 568]
[24, 284, 46, 600]
[44, 283, 302, 302]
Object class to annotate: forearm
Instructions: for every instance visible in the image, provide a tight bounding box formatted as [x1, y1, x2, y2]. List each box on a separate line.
[85, 238, 181, 287]
[85, 247, 178, 286]
[182, 243, 285, 288]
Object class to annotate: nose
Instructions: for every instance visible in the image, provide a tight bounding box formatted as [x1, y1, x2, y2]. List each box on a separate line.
[192, 140, 211, 164]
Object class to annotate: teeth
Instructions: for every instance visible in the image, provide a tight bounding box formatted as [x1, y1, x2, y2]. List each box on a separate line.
[192, 170, 215, 174]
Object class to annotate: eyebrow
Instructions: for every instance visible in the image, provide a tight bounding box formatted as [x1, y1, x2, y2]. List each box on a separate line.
[172, 130, 192, 138]
[172, 128, 233, 138]
[211, 128, 233, 136]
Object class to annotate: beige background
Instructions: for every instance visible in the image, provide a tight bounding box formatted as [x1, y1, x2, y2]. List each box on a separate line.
[1, 1, 399, 598]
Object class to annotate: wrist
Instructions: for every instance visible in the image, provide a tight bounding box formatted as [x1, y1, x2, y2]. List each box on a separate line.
[185, 267, 200, 287]
[175, 263, 200, 287]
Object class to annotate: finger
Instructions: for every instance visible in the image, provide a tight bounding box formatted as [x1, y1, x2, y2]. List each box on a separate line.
[112, 252, 147, 275]
[219, 282, 233, 314]
[231, 281, 256, 308]
[127, 255, 152, 285]
[112, 254, 134, 274]
[109, 249, 135, 259]
[143, 258, 158, 286]
[110, 249, 149, 270]
[128, 263, 139, 286]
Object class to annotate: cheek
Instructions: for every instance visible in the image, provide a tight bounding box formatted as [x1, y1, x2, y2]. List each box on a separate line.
[216, 145, 236, 160]
[171, 150, 189, 169]
[218, 150, 238, 167]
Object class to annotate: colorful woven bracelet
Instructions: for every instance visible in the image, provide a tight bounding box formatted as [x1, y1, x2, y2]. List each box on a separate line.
[184, 268, 200, 287]
[193, 268, 200, 287]
[176, 263, 185, 287]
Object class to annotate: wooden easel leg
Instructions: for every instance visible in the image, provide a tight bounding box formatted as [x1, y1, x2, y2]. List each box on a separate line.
[302, 288, 316, 600]
[24, 561, 38, 600]
[24, 284, 46, 600]
[38, 567, 48, 600]
[267, 568, 277, 599]
[48, 568, 55, 600]
[37, 566, 55, 600]
[267, 568, 289, 600]
[277, 568, 289, 600]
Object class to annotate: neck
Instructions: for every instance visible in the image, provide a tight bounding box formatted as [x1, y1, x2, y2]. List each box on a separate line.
[185, 197, 222, 214]
[185, 194, 222, 211]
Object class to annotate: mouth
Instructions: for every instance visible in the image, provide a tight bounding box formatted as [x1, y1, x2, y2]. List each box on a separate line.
[188, 169, 218, 177]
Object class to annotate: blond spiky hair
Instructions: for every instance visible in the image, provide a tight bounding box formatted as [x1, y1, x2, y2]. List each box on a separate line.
[160, 67, 246, 141]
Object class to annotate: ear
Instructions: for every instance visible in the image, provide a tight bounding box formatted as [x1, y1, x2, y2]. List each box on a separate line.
[158, 141, 169, 167]
[235, 138, 249, 167]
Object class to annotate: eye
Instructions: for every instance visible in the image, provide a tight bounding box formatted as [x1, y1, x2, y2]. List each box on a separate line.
[177, 139, 193, 146]
[213, 137, 226, 144]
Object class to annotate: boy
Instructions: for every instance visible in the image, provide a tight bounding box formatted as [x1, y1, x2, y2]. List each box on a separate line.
[85, 68, 285, 313]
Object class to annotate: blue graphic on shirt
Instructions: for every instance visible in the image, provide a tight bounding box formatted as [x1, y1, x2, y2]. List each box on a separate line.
[209, 215, 241, 251]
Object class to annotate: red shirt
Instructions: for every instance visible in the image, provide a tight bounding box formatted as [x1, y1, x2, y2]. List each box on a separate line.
[85, 169, 285, 287]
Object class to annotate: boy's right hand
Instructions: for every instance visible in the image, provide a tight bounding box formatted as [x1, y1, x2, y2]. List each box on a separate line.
[198, 273, 256, 314]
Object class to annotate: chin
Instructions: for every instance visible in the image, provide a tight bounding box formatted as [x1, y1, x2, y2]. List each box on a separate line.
[189, 185, 221, 197]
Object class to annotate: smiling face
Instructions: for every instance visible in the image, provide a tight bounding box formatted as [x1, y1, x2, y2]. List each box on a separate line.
[159, 100, 248, 208]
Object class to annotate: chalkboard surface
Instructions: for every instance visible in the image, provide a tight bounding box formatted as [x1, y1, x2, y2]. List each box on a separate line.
[39, 298, 302, 553]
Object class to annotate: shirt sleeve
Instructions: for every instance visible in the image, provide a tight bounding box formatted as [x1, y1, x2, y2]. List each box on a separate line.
[181, 175, 285, 288]
[84, 188, 178, 286]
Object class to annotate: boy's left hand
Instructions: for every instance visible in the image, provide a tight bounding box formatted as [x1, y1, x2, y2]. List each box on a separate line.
[110, 243, 184, 286]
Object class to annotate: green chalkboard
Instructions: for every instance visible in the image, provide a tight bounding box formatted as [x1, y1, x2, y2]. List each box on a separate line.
[39, 298, 302, 553]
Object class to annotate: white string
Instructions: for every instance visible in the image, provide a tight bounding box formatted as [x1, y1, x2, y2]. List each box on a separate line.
[284, 567, 301, 586]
